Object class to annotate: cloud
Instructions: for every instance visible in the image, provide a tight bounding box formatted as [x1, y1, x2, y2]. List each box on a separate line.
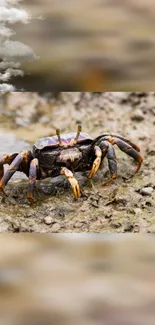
[0, 7, 29, 24]
[0, 61, 21, 69]
[1, 1, 23, 7]
[0, 24, 15, 38]
[0, 83, 15, 91]
[0, 68, 24, 82]
[0, 40, 38, 61]
[0, 0, 38, 91]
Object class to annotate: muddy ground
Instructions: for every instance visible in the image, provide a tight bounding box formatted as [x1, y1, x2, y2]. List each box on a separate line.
[0, 92, 155, 233]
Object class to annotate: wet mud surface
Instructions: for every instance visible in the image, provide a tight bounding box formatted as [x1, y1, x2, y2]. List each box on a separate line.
[0, 92, 155, 233]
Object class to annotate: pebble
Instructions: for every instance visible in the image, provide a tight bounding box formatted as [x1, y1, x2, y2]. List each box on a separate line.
[140, 187, 153, 196]
[134, 208, 142, 215]
[51, 223, 61, 232]
[39, 116, 50, 124]
[123, 221, 133, 232]
[0, 220, 9, 232]
[15, 117, 29, 127]
[75, 222, 85, 228]
[111, 221, 122, 229]
[44, 216, 53, 225]
[131, 109, 144, 121]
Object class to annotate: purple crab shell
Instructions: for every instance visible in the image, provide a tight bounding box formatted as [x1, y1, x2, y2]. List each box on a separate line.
[34, 132, 93, 150]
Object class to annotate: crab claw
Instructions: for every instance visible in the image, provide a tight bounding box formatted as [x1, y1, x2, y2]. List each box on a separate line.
[88, 146, 102, 179]
[61, 167, 81, 200]
[88, 157, 101, 179]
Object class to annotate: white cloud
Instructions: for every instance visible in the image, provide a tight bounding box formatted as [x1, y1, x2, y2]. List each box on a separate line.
[0, 24, 15, 38]
[0, 61, 21, 69]
[0, 0, 38, 91]
[0, 7, 29, 23]
[0, 83, 15, 91]
[0, 40, 38, 61]
[0, 1, 23, 7]
[0, 68, 24, 81]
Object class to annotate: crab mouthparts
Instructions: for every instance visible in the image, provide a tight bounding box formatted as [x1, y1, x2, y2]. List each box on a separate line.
[59, 148, 82, 163]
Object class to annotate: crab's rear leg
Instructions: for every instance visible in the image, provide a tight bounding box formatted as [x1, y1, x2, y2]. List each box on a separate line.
[27, 158, 39, 205]
[111, 134, 140, 152]
[111, 137, 143, 173]
[0, 151, 30, 193]
[103, 142, 117, 186]
[61, 167, 80, 200]
[0, 153, 18, 181]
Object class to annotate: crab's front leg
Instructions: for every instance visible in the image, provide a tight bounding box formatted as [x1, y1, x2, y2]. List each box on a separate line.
[61, 167, 80, 200]
[88, 142, 109, 179]
[88, 141, 117, 186]
[27, 158, 39, 204]
[0, 151, 31, 193]
[88, 146, 102, 179]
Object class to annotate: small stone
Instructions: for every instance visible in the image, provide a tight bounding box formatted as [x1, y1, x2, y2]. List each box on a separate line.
[80, 208, 86, 212]
[39, 116, 50, 124]
[123, 221, 133, 232]
[91, 201, 99, 208]
[75, 222, 84, 228]
[134, 208, 142, 215]
[140, 187, 153, 196]
[104, 212, 112, 219]
[15, 117, 29, 127]
[115, 196, 127, 206]
[55, 210, 65, 219]
[131, 109, 144, 121]
[0, 220, 9, 232]
[44, 216, 53, 225]
[51, 223, 60, 232]
[111, 221, 122, 229]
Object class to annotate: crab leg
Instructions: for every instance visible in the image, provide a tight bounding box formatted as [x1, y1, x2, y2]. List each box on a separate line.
[27, 158, 39, 204]
[0, 153, 18, 180]
[88, 140, 117, 185]
[103, 142, 117, 186]
[110, 138, 143, 173]
[109, 134, 140, 152]
[88, 146, 102, 179]
[0, 151, 30, 192]
[61, 167, 80, 200]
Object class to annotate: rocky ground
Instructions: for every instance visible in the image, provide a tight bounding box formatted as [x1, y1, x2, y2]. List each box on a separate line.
[0, 92, 155, 233]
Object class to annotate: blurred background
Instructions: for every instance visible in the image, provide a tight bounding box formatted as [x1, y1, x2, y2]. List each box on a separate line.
[0, 234, 155, 325]
[0, 92, 155, 233]
[11, 0, 155, 91]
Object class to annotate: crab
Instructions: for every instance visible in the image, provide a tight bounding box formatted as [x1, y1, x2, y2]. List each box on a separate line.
[0, 125, 143, 204]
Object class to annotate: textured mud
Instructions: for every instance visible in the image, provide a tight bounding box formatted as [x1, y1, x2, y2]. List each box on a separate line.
[0, 92, 155, 233]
